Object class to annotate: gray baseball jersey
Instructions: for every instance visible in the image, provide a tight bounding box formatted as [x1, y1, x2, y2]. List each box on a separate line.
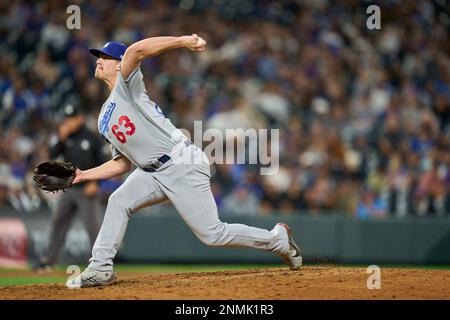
[88, 67, 291, 272]
[97, 66, 186, 166]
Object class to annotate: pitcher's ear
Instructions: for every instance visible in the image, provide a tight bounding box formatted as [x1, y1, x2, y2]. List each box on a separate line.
[116, 64, 120, 71]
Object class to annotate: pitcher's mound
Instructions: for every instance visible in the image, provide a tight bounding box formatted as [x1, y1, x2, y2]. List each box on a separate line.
[1, 266, 449, 299]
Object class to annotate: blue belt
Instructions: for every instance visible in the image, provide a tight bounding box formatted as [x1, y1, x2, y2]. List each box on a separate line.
[142, 154, 171, 172]
[142, 140, 193, 172]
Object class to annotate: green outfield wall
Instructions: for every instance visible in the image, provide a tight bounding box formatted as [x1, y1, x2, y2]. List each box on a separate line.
[119, 210, 450, 264]
[1, 208, 449, 265]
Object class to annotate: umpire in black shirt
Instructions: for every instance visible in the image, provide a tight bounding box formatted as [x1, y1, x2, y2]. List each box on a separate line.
[35, 103, 106, 272]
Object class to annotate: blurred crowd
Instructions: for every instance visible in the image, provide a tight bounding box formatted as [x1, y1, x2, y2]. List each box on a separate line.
[0, 0, 449, 218]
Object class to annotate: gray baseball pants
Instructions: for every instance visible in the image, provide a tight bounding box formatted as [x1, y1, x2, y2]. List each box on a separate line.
[88, 143, 289, 272]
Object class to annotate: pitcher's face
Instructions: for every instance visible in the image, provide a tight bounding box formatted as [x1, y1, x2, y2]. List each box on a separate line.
[95, 53, 120, 81]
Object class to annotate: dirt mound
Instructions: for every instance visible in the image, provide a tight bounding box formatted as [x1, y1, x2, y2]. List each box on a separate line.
[1, 266, 449, 300]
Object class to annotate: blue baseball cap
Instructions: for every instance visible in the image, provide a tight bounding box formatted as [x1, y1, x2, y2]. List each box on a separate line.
[89, 41, 128, 61]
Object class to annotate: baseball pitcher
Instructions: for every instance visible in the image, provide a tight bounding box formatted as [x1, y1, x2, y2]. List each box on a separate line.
[66, 34, 302, 288]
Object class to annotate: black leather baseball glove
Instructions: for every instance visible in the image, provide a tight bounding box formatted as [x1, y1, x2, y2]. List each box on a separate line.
[33, 160, 77, 192]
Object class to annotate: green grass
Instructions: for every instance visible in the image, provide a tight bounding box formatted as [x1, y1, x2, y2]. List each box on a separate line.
[113, 263, 281, 273]
[0, 277, 67, 287]
[0, 264, 281, 287]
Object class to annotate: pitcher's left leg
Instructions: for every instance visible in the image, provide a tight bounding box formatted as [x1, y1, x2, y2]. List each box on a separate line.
[159, 164, 290, 256]
[67, 169, 169, 288]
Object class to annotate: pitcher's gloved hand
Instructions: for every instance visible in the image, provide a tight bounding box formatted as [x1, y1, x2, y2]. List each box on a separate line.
[33, 160, 77, 192]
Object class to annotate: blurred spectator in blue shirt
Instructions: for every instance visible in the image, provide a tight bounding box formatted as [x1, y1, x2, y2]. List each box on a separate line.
[357, 188, 388, 219]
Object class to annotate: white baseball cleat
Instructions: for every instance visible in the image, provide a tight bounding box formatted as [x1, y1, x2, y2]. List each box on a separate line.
[275, 223, 303, 270]
[66, 268, 118, 289]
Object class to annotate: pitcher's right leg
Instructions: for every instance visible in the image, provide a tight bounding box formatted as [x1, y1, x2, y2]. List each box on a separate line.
[67, 169, 169, 288]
